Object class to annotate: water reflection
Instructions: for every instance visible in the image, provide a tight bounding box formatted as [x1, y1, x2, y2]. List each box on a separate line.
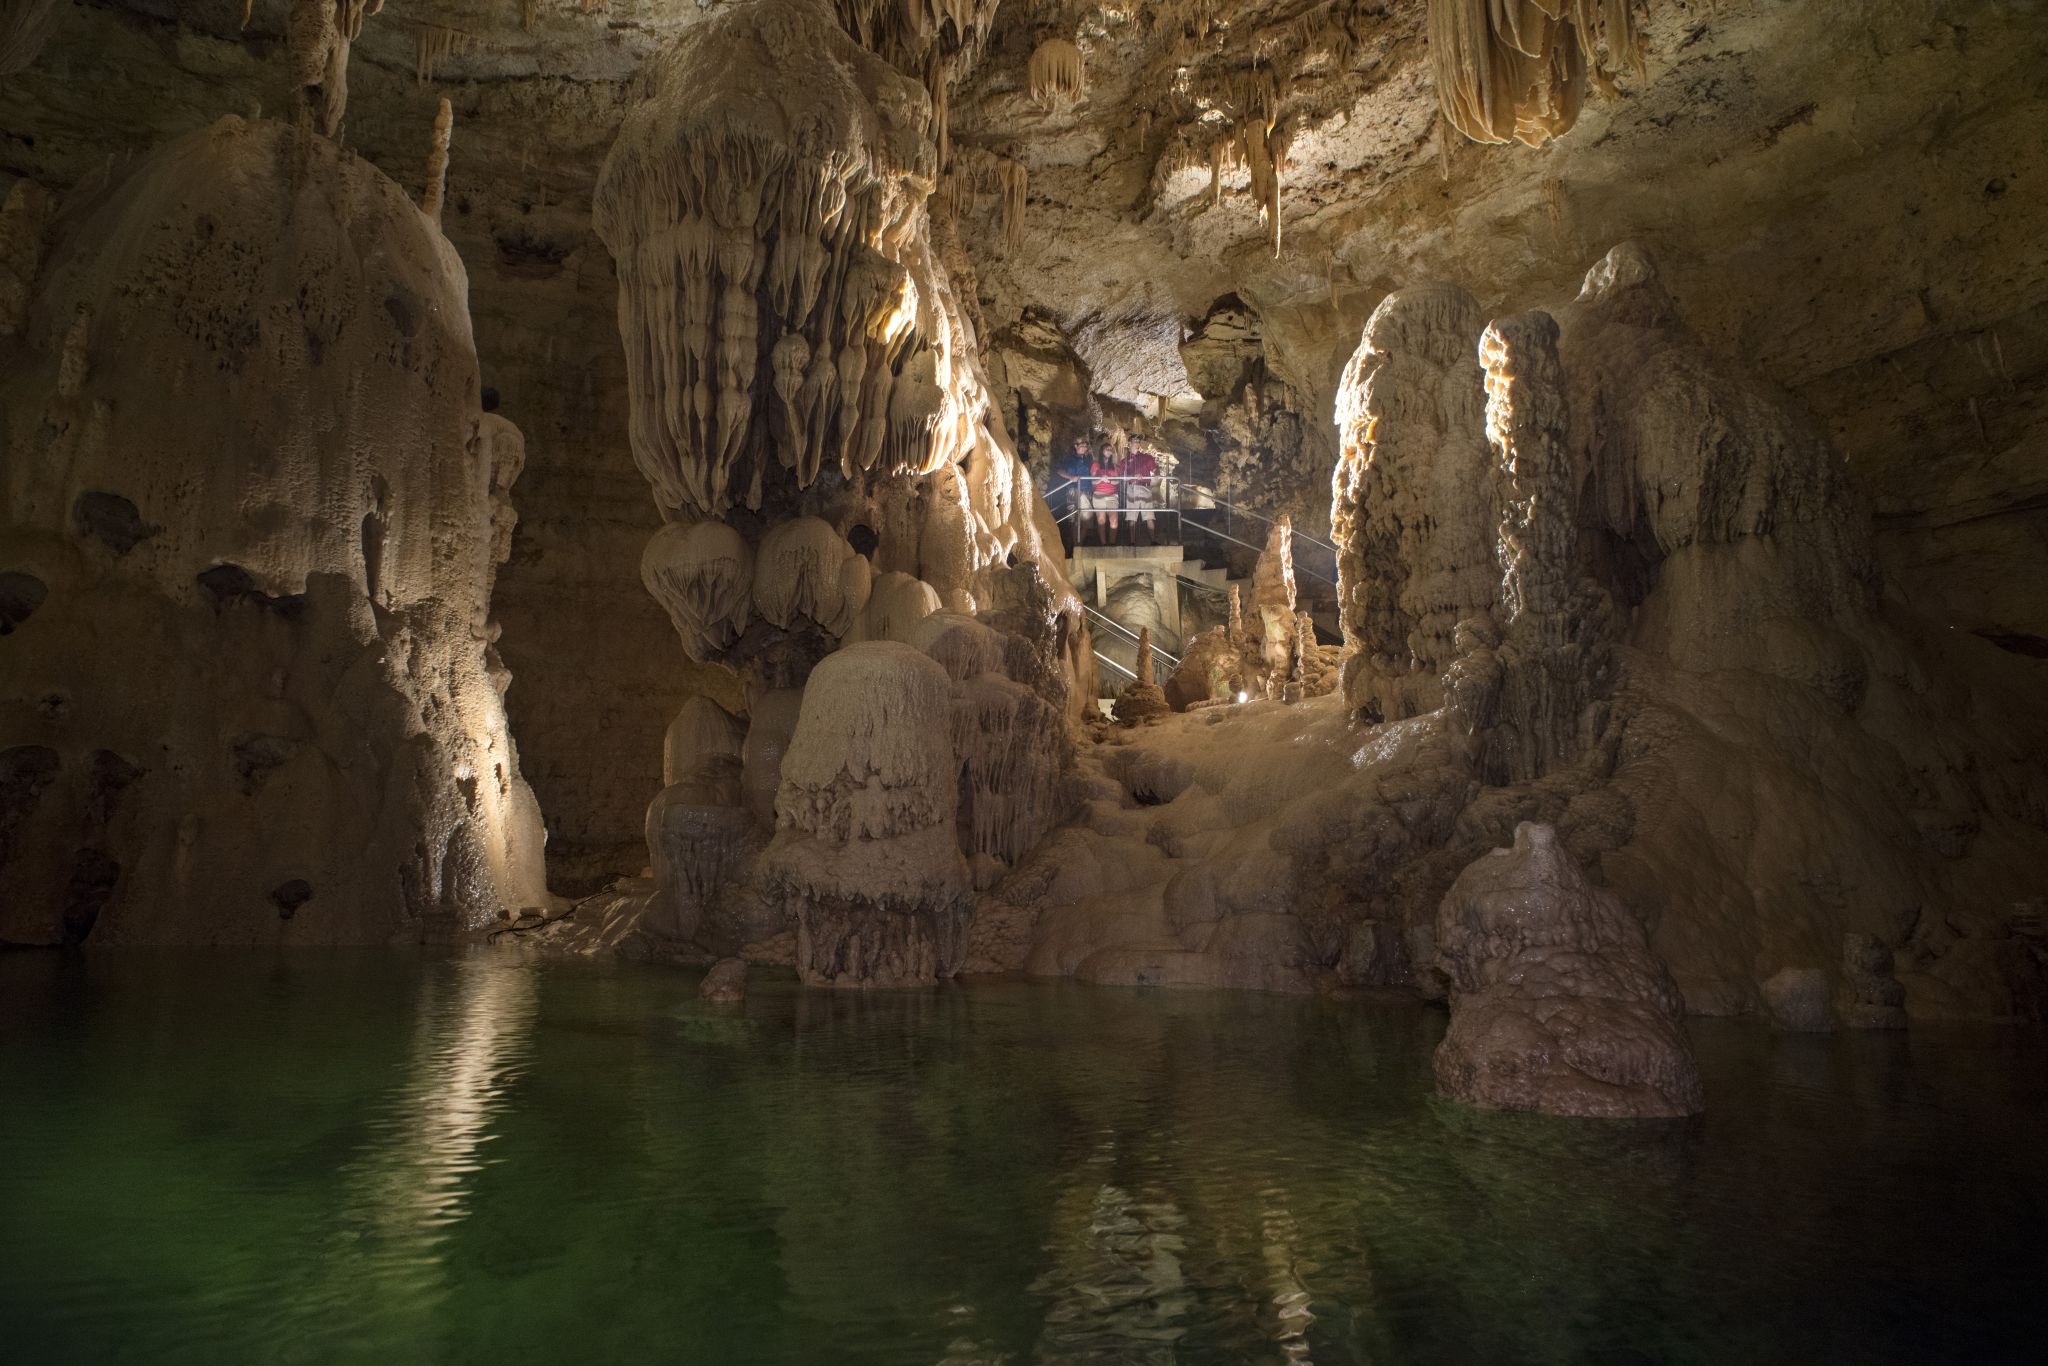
[280, 951, 538, 1348]
[3, 955, 2045, 1365]
[354, 950, 537, 1237]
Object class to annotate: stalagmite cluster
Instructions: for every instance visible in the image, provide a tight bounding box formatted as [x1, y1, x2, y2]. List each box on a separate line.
[586, 0, 1085, 983]
[987, 239, 2047, 1037]
[1433, 823, 1703, 1118]
[1428, 0, 1645, 147]
[0, 115, 549, 945]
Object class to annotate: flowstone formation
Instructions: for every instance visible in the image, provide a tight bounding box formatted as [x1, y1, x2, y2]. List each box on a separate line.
[588, 0, 1086, 985]
[767, 642, 972, 986]
[1433, 822, 1702, 1119]
[0, 115, 549, 945]
[975, 243, 2048, 1026]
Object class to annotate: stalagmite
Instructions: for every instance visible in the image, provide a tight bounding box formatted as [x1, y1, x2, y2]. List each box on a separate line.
[1028, 37, 1086, 112]
[1331, 284, 1498, 722]
[766, 642, 972, 986]
[950, 672, 1066, 867]
[663, 696, 746, 788]
[850, 570, 942, 643]
[1434, 823, 1704, 1118]
[739, 688, 806, 829]
[0, 179, 53, 338]
[420, 98, 453, 227]
[910, 610, 1008, 681]
[1112, 626, 1172, 725]
[1251, 516, 1297, 696]
[646, 764, 761, 944]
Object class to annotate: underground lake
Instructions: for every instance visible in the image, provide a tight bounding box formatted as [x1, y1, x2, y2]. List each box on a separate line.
[3, 948, 2044, 1365]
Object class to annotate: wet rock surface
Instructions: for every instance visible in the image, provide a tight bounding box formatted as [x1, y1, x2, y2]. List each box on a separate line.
[1433, 823, 1704, 1120]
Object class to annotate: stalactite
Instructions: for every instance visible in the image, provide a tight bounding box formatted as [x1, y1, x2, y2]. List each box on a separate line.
[753, 517, 870, 637]
[949, 672, 1063, 864]
[421, 98, 453, 227]
[940, 147, 1028, 254]
[642, 520, 754, 661]
[413, 24, 475, 85]
[1429, 0, 1640, 147]
[288, 0, 382, 138]
[1028, 37, 1086, 112]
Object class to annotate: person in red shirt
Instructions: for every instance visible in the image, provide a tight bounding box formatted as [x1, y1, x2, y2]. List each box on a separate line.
[1124, 440, 1161, 545]
[1088, 445, 1121, 546]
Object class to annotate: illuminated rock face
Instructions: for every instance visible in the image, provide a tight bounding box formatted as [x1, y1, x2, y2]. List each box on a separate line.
[592, 0, 1085, 978]
[1433, 823, 1703, 1119]
[0, 116, 549, 945]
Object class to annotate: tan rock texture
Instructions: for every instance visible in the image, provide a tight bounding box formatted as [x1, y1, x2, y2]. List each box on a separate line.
[0, 116, 548, 944]
[0, 1, 2039, 999]
[1433, 822, 1703, 1120]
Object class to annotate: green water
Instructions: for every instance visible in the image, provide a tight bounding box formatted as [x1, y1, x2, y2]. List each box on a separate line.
[2, 950, 2044, 1364]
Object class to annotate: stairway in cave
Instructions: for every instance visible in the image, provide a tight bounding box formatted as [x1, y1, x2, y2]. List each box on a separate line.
[1058, 483, 1341, 690]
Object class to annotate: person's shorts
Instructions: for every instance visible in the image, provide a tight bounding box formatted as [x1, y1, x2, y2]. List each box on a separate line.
[1078, 491, 1112, 512]
[1126, 486, 1156, 507]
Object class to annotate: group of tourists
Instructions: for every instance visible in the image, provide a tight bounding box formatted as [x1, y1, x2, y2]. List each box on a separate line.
[1059, 435, 1167, 548]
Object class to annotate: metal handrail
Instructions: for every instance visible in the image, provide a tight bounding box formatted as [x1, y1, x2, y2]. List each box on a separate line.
[1047, 474, 1340, 587]
[1092, 649, 1138, 682]
[1082, 603, 1178, 672]
[1179, 520, 1338, 589]
[1175, 481, 1339, 556]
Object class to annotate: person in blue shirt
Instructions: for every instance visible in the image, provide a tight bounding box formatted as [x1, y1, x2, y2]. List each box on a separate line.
[1060, 436, 1095, 549]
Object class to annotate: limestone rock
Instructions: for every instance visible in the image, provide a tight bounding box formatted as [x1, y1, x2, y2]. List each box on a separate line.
[1332, 284, 1497, 723]
[1838, 933, 1908, 1030]
[1433, 823, 1703, 1119]
[0, 116, 548, 945]
[1763, 968, 1833, 1033]
[700, 957, 748, 1002]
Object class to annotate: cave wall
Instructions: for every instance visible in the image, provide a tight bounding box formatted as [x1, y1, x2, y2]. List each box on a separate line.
[0, 2, 694, 892]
